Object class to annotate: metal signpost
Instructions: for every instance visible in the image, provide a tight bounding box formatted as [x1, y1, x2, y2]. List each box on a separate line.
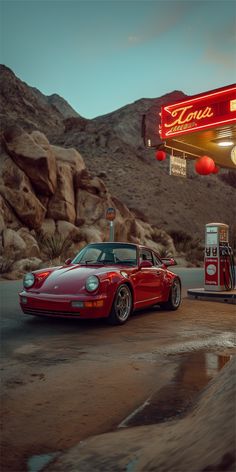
[106, 207, 116, 241]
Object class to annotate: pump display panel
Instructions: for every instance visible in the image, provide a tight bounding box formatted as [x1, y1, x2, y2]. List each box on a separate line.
[206, 227, 217, 245]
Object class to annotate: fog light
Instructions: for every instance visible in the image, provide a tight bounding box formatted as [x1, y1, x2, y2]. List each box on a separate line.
[21, 297, 27, 304]
[71, 301, 84, 308]
[84, 300, 104, 308]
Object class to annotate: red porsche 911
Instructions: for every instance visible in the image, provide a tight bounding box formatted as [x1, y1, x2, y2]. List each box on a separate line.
[19, 242, 181, 325]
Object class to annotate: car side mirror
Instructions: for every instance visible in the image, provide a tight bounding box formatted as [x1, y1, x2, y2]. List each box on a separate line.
[161, 257, 177, 267]
[139, 260, 153, 269]
[65, 258, 72, 265]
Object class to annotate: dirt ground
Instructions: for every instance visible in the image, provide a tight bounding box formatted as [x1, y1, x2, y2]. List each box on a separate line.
[1, 297, 236, 472]
[44, 356, 236, 472]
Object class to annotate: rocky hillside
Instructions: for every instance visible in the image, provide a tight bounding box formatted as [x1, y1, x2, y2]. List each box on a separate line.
[0, 65, 235, 267]
[0, 65, 79, 136]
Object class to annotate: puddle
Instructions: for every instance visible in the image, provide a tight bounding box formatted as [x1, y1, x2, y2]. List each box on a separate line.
[27, 452, 59, 472]
[119, 352, 232, 428]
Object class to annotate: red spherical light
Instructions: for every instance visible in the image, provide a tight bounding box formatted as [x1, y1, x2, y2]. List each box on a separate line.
[195, 156, 215, 175]
[155, 150, 166, 161]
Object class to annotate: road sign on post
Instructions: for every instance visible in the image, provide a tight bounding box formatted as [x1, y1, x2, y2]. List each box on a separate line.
[106, 207, 116, 241]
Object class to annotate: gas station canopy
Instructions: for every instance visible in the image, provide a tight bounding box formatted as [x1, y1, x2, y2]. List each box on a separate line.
[160, 84, 236, 170]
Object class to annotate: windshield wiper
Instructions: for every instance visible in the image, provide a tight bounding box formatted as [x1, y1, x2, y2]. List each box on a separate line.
[79, 260, 103, 265]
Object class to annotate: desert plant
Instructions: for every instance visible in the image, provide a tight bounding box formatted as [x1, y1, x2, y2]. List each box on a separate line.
[0, 256, 14, 274]
[152, 230, 170, 246]
[38, 233, 73, 261]
[185, 246, 204, 266]
[169, 229, 204, 266]
[169, 230, 193, 253]
[158, 247, 173, 258]
[129, 207, 150, 223]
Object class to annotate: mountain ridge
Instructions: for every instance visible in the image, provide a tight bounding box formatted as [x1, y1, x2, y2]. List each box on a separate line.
[1, 64, 235, 248]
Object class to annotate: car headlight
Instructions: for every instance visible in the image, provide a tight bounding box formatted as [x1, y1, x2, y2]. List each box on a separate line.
[23, 272, 35, 288]
[85, 275, 99, 292]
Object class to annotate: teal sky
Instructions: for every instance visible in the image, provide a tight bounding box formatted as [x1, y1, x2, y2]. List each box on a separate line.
[1, 0, 235, 118]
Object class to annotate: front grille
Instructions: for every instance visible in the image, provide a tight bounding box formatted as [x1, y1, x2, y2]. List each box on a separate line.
[22, 307, 80, 317]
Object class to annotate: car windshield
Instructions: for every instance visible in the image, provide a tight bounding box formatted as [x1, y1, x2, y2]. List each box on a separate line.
[72, 243, 137, 266]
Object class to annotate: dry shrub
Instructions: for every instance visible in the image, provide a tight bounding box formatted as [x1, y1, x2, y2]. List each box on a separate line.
[169, 229, 204, 265]
[0, 256, 14, 274]
[158, 247, 173, 258]
[169, 230, 193, 253]
[185, 246, 204, 266]
[129, 207, 150, 223]
[152, 230, 170, 246]
[38, 233, 73, 261]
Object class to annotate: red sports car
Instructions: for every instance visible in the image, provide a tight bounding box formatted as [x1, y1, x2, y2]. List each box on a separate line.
[19, 242, 181, 325]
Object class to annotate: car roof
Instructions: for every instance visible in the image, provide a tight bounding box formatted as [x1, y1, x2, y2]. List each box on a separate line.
[87, 242, 137, 246]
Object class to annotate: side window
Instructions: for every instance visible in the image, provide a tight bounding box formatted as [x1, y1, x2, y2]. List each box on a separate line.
[153, 254, 162, 266]
[140, 250, 153, 265]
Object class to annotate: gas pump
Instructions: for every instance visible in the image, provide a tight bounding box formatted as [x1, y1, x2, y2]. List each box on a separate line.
[204, 223, 235, 291]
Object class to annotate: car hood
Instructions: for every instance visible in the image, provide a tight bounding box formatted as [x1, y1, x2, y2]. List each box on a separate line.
[32, 264, 117, 295]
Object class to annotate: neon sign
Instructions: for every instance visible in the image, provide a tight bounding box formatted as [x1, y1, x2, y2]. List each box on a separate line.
[160, 85, 236, 139]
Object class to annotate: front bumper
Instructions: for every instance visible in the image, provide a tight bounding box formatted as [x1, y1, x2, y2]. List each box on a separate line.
[19, 291, 111, 319]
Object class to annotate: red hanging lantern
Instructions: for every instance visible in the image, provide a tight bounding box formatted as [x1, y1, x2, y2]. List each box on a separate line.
[195, 156, 215, 175]
[155, 150, 166, 161]
[212, 165, 220, 174]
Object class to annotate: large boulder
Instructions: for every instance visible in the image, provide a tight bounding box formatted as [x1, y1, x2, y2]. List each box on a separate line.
[64, 241, 86, 260]
[38, 219, 56, 238]
[3, 126, 57, 195]
[47, 161, 76, 223]
[30, 130, 50, 148]
[12, 257, 42, 273]
[50, 145, 85, 172]
[110, 196, 133, 219]
[0, 200, 5, 234]
[2, 228, 26, 260]
[42, 144, 86, 223]
[0, 235, 3, 256]
[114, 217, 139, 242]
[79, 225, 103, 244]
[17, 228, 41, 258]
[75, 170, 107, 197]
[56, 220, 81, 242]
[0, 151, 46, 229]
[0, 195, 21, 231]
[75, 190, 107, 226]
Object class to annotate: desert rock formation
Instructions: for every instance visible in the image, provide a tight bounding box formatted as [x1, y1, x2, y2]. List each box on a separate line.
[0, 126, 175, 278]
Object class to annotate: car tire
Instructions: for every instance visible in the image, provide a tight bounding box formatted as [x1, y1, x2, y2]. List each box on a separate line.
[108, 284, 132, 325]
[161, 278, 181, 311]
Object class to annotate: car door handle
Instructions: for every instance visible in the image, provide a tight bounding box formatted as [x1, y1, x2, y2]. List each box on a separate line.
[156, 270, 161, 275]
